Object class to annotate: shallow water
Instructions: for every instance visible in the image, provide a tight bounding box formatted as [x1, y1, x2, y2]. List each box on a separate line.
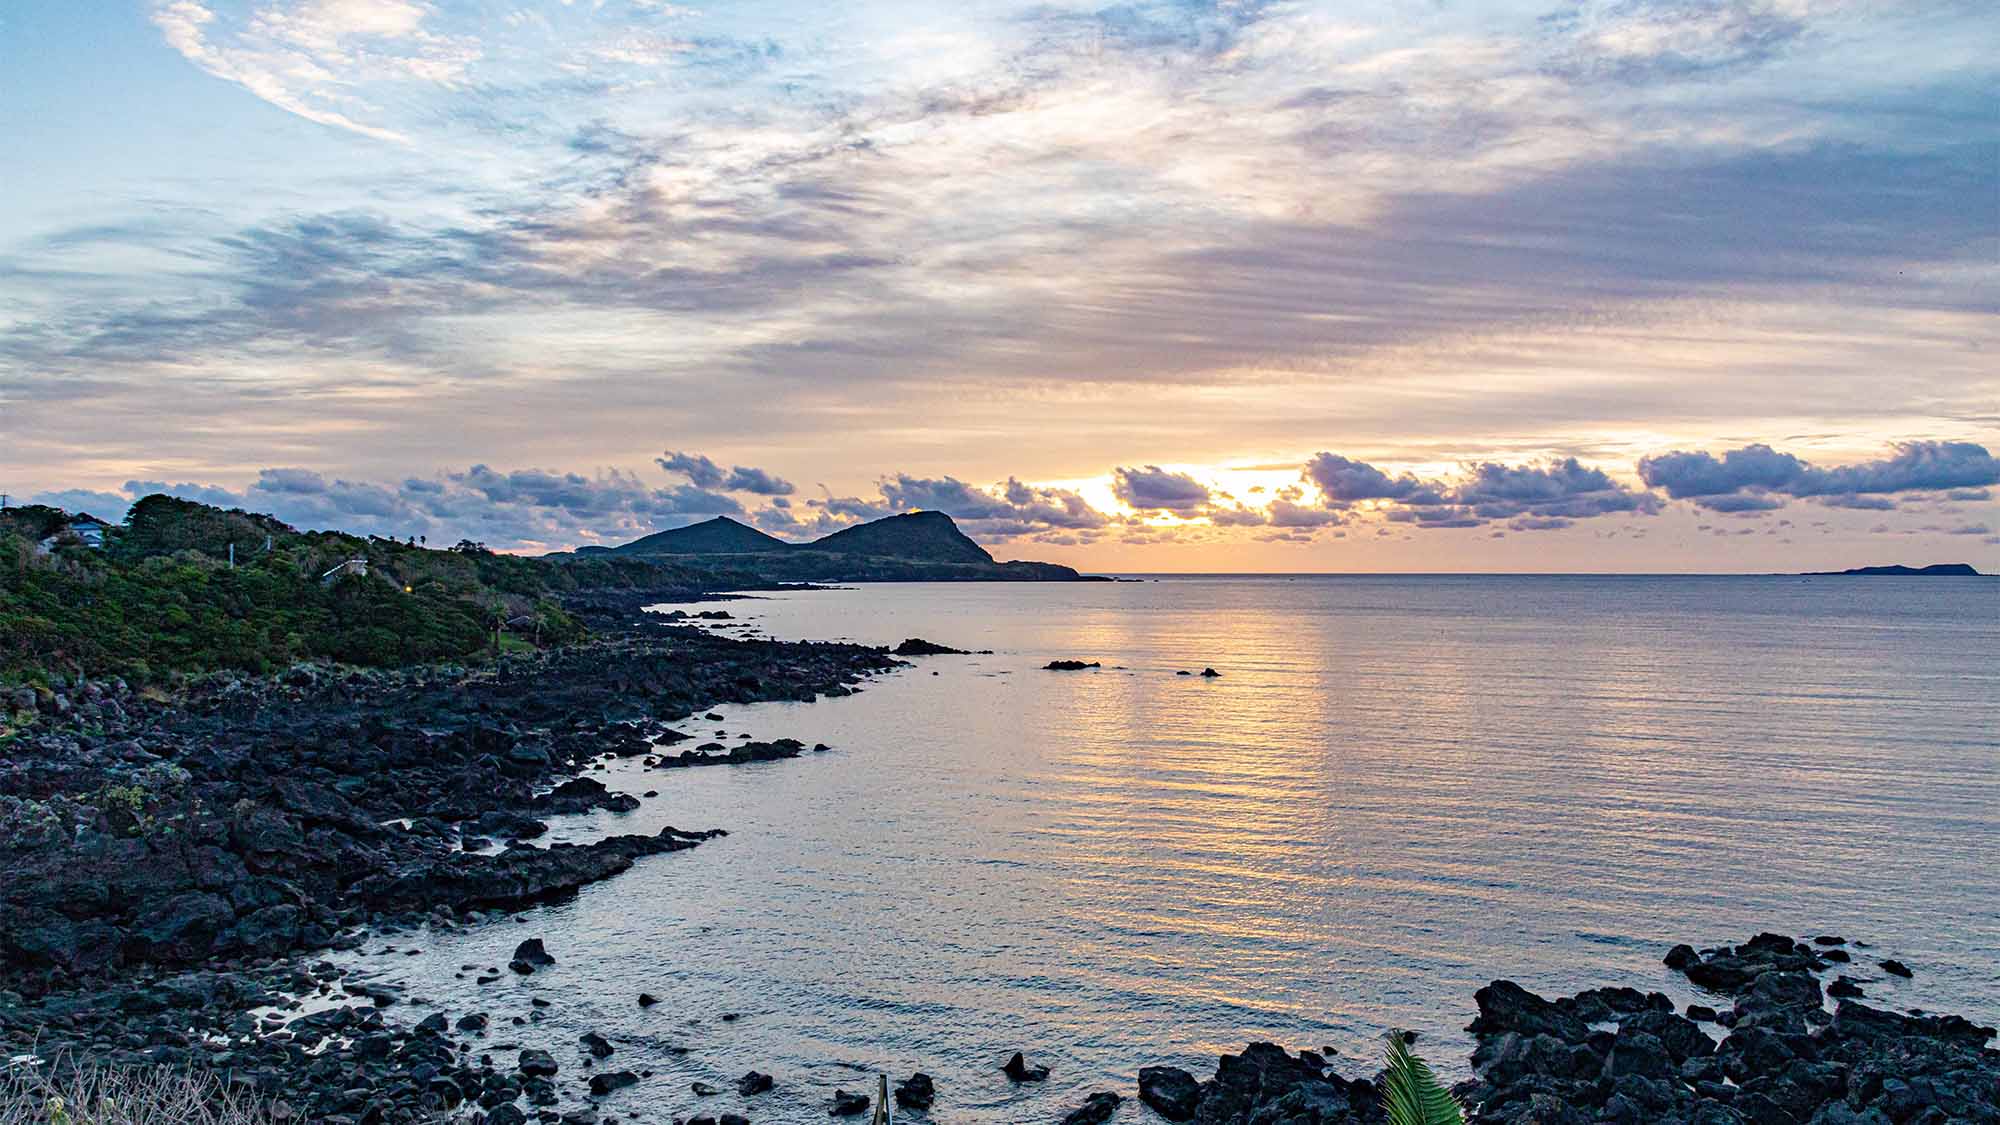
[333, 576, 2000, 1123]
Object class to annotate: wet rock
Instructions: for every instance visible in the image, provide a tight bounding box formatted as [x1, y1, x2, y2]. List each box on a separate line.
[737, 1070, 774, 1096]
[1828, 976, 1866, 998]
[1062, 1091, 1121, 1124]
[518, 1048, 559, 1077]
[828, 1089, 870, 1115]
[580, 1031, 614, 1057]
[691, 1081, 720, 1096]
[588, 1069, 638, 1095]
[1879, 958, 1913, 978]
[1199, 667, 1221, 677]
[509, 937, 555, 975]
[893, 1072, 935, 1109]
[1002, 1051, 1050, 1081]
[893, 638, 969, 656]
[1043, 660, 1100, 670]
[1138, 1065, 1200, 1120]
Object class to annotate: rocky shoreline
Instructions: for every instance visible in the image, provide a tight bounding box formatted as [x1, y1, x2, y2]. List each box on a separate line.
[3, 612, 1996, 1124]
[0, 611, 903, 1119]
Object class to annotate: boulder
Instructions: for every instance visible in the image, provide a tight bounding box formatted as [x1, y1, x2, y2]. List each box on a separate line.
[1138, 1065, 1200, 1120]
[1062, 1091, 1121, 1125]
[1002, 1051, 1050, 1081]
[893, 1072, 935, 1110]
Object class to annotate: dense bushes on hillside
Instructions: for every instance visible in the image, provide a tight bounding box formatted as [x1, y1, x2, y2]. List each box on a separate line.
[0, 495, 722, 684]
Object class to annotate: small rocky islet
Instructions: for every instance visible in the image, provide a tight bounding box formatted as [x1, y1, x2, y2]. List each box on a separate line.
[2, 617, 1995, 1121]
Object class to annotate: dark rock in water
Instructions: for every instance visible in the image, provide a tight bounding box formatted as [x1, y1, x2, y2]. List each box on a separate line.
[1880, 958, 1913, 978]
[588, 1069, 639, 1095]
[1664, 943, 1698, 970]
[1002, 1051, 1050, 1081]
[1138, 1066, 1201, 1121]
[518, 1048, 559, 1076]
[692, 1081, 720, 1095]
[1199, 667, 1221, 677]
[580, 1030, 614, 1057]
[638, 992, 659, 1007]
[457, 1012, 489, 1031]
[719, 1115, 749, 1125]
[1468, 979, 1589, 1041]
[1044, 660, 1101, 671]
[655, 738, 810, 769]
[738, 1070, 774, 1096]
[509, 938, 554, 974]
[1685, 1004, 1719, 1023]
[1171, 1042, 1377, 1124]
[1821, 947, 1850, 962]
[486, 1106, 528, 1125]
[893, 1072, 935, 1110]
[1814, 935, 1847, 946]
[1063, 1091, 1121, 1124]
[1828, 976, 1866, 998]
[828, 1089, 870, 1116]
[893, 638, 969, 656]
[1177, 670, 1192, 675]
[1448, 933, 2000, 1125]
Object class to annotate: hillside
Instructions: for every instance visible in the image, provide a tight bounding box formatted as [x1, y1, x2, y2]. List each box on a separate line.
[0, 496, 732, 684]
[605, 515, 790, 555]
[596, 508, 1084, 581]
[811, 510, 993, 564]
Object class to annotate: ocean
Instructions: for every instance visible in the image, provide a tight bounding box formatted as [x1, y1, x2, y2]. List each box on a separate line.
[333, 575, 2000, 1122]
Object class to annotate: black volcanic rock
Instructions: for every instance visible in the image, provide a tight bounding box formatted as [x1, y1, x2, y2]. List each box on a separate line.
[893, 638, 970, 655]
[1002, 1051, 1050, 1081]
[1138, 1065, 1200, 1120]
[1062, 1091, 1121, 1124]
[893, 1072, 935, 1110]
[1045, 659, 1101, 670]
[589, 1069, 639, 1095]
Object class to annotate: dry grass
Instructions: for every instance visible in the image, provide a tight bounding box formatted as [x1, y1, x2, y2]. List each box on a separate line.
[0, 1060, 274, 1125]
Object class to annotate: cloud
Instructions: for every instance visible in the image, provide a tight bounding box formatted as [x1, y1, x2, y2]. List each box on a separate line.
[1303, 454, 1437, 504]
[26, 489, 134, 520]
[1298, 452, 1659, 530]
[656, 451, 795, 495]
[1113, 466, 1211, 513]
[148, 0, 478, 144]
[76, 463, 744, 550]
[1638, 441, 2000, 511]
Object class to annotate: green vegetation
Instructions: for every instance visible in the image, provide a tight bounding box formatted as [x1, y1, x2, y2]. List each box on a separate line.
[1380, 1032, 1465, 1125]
[0, 495, 718, 685]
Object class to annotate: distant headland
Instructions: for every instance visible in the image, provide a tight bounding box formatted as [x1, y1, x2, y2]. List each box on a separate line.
[565, 510, 1093, 582]
[1803, 563, 1984, 577]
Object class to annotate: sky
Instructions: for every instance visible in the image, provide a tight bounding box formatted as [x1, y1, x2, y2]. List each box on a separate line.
[0, 0, 1996, 571]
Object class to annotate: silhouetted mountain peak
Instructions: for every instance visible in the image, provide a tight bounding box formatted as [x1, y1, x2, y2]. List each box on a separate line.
[613, 515, 789, 556]
[809, 510, 993, 564]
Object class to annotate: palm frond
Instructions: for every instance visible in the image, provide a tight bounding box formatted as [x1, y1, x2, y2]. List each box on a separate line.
[1379, 1031, 1465, 1125]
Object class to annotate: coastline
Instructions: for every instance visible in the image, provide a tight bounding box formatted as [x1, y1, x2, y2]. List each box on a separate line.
[2, 601, 1995, 1123]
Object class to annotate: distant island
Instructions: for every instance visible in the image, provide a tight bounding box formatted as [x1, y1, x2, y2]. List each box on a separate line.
[567, 510, 1091, 582]
[1803, 563, 1984, 577]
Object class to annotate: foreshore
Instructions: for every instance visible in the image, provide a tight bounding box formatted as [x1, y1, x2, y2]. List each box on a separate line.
[2, 607, 1994, 1123]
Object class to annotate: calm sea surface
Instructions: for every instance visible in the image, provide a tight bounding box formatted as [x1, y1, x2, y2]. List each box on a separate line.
[337, 576, 2000, 1123]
